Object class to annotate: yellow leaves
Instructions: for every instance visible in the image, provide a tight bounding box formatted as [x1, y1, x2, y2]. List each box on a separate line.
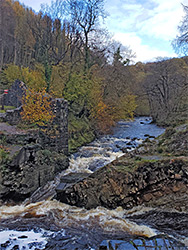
[89, 92, 137, 133]
[3, 64, 46, 91]
[89, 99, 115, 133]
[11, 1, 25, 17]
[118, 94, 137, 120]
[21, 88, 55, 126]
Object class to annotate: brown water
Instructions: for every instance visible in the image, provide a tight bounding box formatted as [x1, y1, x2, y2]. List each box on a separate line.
[0, 201, 158, 249]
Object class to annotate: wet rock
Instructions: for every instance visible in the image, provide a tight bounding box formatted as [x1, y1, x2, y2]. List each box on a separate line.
[99, 246, 107, 250]
[1, 240, 11, 248]
[149, 135, 156, 139]
[56, 173, 90, 199]
[44, 228, 106, 250]
[45, 234, 187, 250]
[99, 235, 187, 250]
[128, 210, 188, 240]
[144, 134, 150, 137]
[132, 137, 137, 141]
[18, 235, 28, 239]
[12, 245, 19, 250]
[88, 159, 108, 171]
[121, 148, 128, 153]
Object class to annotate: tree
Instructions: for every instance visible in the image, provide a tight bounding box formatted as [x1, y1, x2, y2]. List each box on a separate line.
[21, 88, 54, 126]
[11, 1, 36, 66]
[172, 5, 188, 55]
[103, 44, 135, 103]
[111, 41, 136, 66]
[1, 64, 46, 91]
[0, 0, 15, 69]
[43, 0, 107, 71]
[143, 58, 188, 124]
[68, 0, 106, 70]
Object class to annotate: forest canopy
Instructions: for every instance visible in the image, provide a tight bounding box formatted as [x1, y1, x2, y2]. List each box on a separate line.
[0, 0, 188, 150]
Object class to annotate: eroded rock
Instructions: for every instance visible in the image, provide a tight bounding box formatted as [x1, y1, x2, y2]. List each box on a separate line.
[56, 158, 188, 210]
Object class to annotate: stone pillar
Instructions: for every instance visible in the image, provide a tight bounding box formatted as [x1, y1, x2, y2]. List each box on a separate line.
[53, 98, 69, 155]
[39, 98, 69, 155]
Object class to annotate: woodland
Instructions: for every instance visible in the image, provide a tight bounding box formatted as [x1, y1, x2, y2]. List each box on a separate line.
[0, 0, 188, 151]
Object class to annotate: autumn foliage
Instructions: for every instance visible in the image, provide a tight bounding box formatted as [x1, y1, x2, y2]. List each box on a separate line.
[90, 100, 115, 133]
[21, 88, 54, 126]
[0, 0, 140, 150]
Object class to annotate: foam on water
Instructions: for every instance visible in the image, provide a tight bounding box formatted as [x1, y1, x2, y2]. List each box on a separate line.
[66, 117, 164, 174]
[68, 150, 125, 173]
[0, 200, 157, 239]
[0, 229, 49, 250]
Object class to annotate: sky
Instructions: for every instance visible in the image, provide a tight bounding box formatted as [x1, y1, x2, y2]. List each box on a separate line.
[21, 0, 188, 63]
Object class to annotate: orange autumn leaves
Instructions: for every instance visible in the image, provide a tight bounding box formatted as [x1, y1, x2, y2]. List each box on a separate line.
[90, 100, 115, 133]
[90, 95, 137, 133]
[21, 88, 54, 126]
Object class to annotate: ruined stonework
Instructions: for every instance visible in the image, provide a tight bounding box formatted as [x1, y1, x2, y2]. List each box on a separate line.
[4, 80, 26, 107]
[0, 84, 69, 201]
[4, 106, 22, 125]
[39, 98, 69, 155]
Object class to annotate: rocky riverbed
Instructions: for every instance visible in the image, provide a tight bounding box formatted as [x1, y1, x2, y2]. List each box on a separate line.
[0, 117, 188, 249]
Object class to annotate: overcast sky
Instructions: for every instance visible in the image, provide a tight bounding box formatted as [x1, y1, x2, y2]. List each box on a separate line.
[21, 0, 188, 62]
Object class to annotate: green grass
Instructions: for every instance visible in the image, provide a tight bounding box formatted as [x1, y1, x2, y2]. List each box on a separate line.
[0, 106, 16, 113]
[115, 164, 137, 173]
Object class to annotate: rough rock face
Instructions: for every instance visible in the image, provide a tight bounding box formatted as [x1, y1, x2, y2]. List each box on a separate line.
[56, 123, 188, 210]
[0, 145, 68, 201]
[56, 158, 188, 210]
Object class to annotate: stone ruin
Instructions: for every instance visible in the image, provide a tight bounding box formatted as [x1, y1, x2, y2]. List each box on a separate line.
[1, 80, 68, 154]
[0, 80, 69, 201]
[0, 80, 26, 125]
[4, 79, 26, 107]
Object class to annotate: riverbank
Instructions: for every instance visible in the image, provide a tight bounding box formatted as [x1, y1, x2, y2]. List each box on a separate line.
[56, 122, 188, 212]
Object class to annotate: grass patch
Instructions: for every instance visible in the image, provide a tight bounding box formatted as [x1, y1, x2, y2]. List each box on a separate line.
[113, 158, 138, 173]
[137, 158, 159, 163]
[115, 164, 137, 173]
[0, 105, 16, 113]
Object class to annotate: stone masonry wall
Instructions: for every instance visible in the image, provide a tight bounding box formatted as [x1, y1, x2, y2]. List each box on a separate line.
[4, 80, 26, 107]
[39, 98, 69, 155]
[4, 106, 22, 125]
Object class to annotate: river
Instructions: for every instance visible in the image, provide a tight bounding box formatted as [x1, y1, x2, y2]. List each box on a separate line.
[0, 117, 187, 250]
